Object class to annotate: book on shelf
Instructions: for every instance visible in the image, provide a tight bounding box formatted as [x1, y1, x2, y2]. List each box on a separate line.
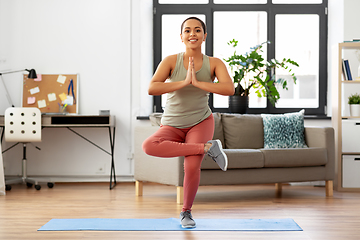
[344, 39, 360, 42]
[342, 59, 348, 80]
[343, 59, 352, 81]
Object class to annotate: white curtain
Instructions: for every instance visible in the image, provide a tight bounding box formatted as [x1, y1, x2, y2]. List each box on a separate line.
[0, 143, 5, 196]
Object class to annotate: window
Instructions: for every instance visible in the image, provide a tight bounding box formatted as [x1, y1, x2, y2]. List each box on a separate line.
[213, 11, 268, 109]
[153, 0, 328, 115]
[272, 0, 322, 3]
[275, 14, 320, 109]
[214, 0, 266, 3]
[159, 0, 208, 3]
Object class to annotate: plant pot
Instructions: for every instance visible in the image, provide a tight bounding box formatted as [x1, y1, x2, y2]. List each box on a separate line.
[229, 95, 249, 114]
[350, 104, 360, 117]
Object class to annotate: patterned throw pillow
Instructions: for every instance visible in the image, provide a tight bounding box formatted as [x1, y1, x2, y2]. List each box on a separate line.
[261, 110, 307, 149]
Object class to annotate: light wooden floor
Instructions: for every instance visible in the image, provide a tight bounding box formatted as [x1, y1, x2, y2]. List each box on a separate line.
[0, 182, 359, 240]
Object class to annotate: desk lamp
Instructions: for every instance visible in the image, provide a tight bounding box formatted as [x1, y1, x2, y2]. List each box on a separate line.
[0, 69, 37, 107]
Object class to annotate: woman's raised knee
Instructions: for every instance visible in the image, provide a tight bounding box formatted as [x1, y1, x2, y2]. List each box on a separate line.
[142, 137, 161, 156]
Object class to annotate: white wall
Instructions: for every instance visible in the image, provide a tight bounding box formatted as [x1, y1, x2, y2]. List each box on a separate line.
[344, 0, 360, 80]
[0, 0, 154, 181]
[130, 0, 154, 173]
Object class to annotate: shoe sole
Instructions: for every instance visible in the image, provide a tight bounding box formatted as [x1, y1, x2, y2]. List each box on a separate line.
[215, 139, 228, 171]
[181, 224, 196, 228]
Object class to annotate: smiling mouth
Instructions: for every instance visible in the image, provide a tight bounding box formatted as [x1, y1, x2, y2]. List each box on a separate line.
[189, 39, 198, 42]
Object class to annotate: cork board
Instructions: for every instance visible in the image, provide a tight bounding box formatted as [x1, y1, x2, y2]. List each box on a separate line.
[22, 74, 79, 114]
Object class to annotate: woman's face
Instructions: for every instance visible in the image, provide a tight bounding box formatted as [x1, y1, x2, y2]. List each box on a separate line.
[180, 19, 207, 48]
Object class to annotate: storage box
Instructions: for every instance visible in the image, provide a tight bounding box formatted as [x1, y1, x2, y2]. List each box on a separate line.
[342, 155, 360, 188]
[342, 120, 360, 152]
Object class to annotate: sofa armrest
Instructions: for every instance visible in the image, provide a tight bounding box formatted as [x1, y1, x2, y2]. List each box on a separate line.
[304, 127, 335, 180]
[134, 126, 184, 186]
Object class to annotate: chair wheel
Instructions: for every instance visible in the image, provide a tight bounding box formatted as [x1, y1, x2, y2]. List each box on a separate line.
[35, 185, 41, 190]
[47, 182, 54, 188]
[5, 185, 11, 191]
[27, 183, 33, 188]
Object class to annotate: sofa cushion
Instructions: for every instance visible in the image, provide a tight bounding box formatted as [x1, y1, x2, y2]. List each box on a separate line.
[202, 149, 264, 170]
[212, 112, 225, 147]
[149, 113, 163, 126]
[261, 109, 307, 149]
[260, 147, 327, 167]
[221, 114, 264, 149]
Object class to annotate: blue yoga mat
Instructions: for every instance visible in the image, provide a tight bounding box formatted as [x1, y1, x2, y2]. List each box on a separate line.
[38, 218, 302, 231]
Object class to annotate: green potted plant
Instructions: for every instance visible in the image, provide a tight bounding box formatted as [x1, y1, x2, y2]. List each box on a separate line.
[223, 39, 299, 113]
[348, 93, 360, 116]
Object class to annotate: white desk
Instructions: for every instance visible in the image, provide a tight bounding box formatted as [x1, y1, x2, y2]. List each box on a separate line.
[0, 114, 116, 189]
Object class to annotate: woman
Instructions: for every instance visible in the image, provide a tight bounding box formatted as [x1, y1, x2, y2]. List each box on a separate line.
[142, 17, 234, 228]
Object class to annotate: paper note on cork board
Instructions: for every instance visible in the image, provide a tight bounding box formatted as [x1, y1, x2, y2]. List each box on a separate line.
[57, 75, 66, 84]
[48, 93, 57, 102]
[30, 86, 40, 95]
[34, 74, 42, 82]
[59, 93, 67, 102]
[27, 97, 36, 105]
[37, 99, 46, 108]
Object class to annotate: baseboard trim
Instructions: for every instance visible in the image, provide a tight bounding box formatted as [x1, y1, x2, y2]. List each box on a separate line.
[4, 175, 135, 183]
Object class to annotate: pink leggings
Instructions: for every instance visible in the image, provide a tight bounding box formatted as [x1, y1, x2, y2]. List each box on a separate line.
[142, 114, 214, 212]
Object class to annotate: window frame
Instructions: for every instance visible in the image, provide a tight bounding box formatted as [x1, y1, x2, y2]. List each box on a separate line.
[152, 0, 328, 116]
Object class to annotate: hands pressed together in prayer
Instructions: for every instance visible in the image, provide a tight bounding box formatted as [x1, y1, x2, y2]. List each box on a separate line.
[184, 57, 199, 87]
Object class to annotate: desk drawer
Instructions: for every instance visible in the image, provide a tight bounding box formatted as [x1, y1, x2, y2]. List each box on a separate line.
[342, 155, 360, 188]
[51, 116, 110, 125]
[342, 120, 360, 152]
[41, 115, 115, 127]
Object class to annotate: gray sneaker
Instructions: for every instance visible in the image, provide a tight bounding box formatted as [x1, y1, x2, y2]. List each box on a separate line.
[207, 139, 228, 171]
[180, 210, 196, 228]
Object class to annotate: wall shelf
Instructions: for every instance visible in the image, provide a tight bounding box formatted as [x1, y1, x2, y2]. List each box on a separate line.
[342, 116, 360, 119]
[342, 80, 360, 83]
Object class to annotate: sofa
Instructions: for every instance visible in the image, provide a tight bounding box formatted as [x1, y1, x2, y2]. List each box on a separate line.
[134, 112, 335, 204]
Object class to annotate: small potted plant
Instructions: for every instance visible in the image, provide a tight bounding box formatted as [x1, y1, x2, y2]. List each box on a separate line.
[348, 93, 360, 116]
[223, 39, 299, 113]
